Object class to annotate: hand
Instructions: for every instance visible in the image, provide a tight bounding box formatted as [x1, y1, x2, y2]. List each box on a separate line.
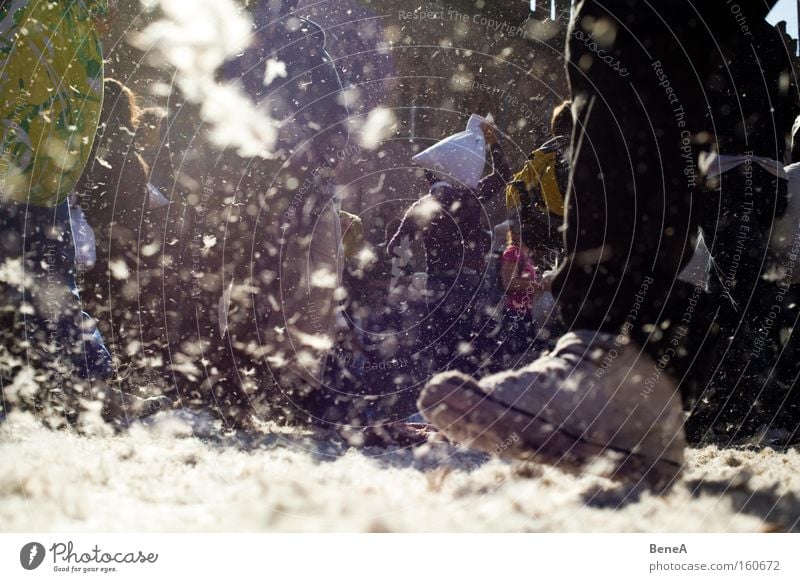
[480, 122, 498, 145]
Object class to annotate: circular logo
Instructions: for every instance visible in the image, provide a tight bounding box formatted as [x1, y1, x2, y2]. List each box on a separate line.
[20, 542, 46, 570]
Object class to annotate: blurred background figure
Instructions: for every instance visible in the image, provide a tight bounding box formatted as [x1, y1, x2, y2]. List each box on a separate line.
[1, 1, 117, 426]
[152, 0, 350, 428]
[388, 117, 510, 377]
[76, 80, 149, 360]
[494, 226, 547, 370]
[506, 100, 572, 262]
[688, 1, 800, 444]
[73, 78, 174, 419]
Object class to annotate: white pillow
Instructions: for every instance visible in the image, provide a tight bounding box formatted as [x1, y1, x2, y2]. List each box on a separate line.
[412, 114, 487, 189]
[678, 228, 711, 289]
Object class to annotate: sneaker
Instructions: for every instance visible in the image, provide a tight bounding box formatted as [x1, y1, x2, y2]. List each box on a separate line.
[418, 331, 686, 488]
[101, 388, 173, 429]
[338, 422, 438, 448]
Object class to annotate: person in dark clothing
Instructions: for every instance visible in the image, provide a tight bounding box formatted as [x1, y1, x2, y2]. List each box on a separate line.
[73, 78, 173, 424]
[495, 227, 548, 370]
[76, 80, 151, 366]
[159, 1, 351, 428]
[0, 203, 113, 410]
[709, 114, 800, 447]
[418, 1, 781, 488]
[687, 9, 799, 443]
[388, 122, 511, 375]
[0, 3, 131, 427]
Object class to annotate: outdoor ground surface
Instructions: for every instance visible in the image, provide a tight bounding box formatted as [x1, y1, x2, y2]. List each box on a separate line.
[1, 410, 799, 532]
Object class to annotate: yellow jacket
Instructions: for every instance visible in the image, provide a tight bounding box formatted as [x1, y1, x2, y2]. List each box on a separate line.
[505, 136, 568, 217]
[0, 1, 107, 206]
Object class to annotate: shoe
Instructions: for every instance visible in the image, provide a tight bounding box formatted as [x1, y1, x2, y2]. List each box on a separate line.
[101, 388, 173, 429]
[418, 331, 686, 488]
[338, 422, 438, 447]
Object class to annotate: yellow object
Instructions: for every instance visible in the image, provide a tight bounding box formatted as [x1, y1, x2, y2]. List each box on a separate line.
[340, 210, 364, 261]
[505, 147, 566, 217]
[0, 1, 107, 207]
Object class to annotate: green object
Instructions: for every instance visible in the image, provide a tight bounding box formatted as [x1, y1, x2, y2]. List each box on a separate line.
[0, 1, 107, 207]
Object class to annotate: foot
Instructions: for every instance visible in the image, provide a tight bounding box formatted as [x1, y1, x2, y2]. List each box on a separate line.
[418, 331, 686, 489]
[338, 422, 439, 447]
[101, 388, 173, 429]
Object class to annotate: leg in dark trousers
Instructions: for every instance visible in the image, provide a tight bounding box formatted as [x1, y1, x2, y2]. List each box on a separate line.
[416, 1, 738, 485]
[0, 202, 111, 422]
[691, 165, 787, 440]
[552, 0, 718, 390]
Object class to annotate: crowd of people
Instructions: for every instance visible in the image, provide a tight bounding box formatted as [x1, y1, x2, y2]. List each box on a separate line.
[2, 0, 800, 488]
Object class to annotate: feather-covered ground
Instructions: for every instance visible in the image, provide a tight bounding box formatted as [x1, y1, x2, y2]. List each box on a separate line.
[1, 411, 799, 532]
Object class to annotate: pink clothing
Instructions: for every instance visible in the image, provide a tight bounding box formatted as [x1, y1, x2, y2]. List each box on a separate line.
[502, 245, 538, 311]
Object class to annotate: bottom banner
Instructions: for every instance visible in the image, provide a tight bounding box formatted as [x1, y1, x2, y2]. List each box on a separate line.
[1, 534, 797, 581]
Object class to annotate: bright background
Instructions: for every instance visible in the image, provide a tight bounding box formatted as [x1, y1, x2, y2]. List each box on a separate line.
[769, 0, 799, 41]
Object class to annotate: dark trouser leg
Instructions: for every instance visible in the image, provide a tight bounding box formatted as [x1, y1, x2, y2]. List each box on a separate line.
[693, 166, 789, 439]
[422, 273, 484, 376]
[552, 0, 714, 393]
[422, 275, 460, 374]
[1, 202, 111, 419]
[770, 285, 800, 442]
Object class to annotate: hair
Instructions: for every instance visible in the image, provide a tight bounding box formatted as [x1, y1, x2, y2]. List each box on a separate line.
[137, 106, 167, 132]
[102, 78, 140, 128]
[424, 170, 440, 186]
[135, 106, 168, 154]
[550, 100, 573, 138]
